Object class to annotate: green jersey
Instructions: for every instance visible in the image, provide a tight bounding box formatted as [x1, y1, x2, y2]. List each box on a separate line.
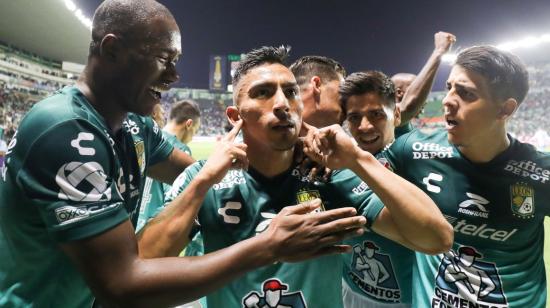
[0, 86, 173, 307]
[165, 160, 385, 308]
[341, 124, 415, 307]
[379, 129, 550, 308]
[136, 131, 191, 232]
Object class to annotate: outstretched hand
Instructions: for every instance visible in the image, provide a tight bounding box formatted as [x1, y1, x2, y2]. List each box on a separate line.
[264, 199, 366, 263]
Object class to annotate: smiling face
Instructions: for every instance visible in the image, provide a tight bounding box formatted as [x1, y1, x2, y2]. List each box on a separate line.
[443, 65, 503, 149]
[234, 63, 302, 152]
[114, 16, 181, 116]
[346, 92, 400, 154]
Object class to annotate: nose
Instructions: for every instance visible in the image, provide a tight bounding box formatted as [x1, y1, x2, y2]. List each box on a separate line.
[272, 88, 290, 116]
[358, 116, 374, 132]
[442, 90, 456, 113]
[164, 63, 180, 85]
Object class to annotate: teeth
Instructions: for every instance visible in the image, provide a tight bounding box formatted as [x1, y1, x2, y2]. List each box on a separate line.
[150, 85, 168, 93]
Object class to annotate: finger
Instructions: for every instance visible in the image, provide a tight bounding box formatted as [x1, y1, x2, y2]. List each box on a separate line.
[322, 168, 333, 182]
[307, 245, 353, 259]
[283, 198, 322, 215]
[310, 207, 361, 225]
[317, 227, 365, 246]
[224, 119, 243, 142]
[234, 143, 248, 151]
[308, 166, 318, 182]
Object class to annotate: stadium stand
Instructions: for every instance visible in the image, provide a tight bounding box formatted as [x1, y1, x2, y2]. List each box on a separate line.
[1, 43, 550, 152]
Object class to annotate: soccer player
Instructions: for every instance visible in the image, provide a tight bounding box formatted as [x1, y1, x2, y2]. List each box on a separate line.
[145, 45, 452, 307]
[338, 70, 413, 307]
[392, 31, 456, 135]
[377, 46, 546, 307]
[137, 100, 201, 232]
[0, 1, 372, 307]
[290, 56, 346, 128]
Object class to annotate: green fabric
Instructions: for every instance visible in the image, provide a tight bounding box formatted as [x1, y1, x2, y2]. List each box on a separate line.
[379, 129, 550, 308]
[0, 86, 173, 307]
[136, 131, 191, 232]
[163, 161, 384, 308]
[340, 125, 416, 306]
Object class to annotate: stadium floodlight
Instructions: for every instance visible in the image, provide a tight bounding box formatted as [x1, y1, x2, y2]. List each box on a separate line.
[442, 32, 550, 64]
[61, 0, 92, 31]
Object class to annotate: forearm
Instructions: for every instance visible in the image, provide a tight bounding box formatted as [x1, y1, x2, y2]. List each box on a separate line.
[148, 149, 195, 184]
[350, 151, 453, 253]
[138, 176, 211, 258]
[399, 49, 445, 124]
[103, 235, 276, 307]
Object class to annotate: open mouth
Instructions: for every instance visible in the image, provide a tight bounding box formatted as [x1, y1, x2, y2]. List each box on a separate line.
[360, 135, 379, 145]
[149, 85, 168, 100]
[446, 119, 458, 129]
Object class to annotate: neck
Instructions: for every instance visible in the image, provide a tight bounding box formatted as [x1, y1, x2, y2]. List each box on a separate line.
[164, 122, 188, 143]
[245, 137, 295, 178]
[458, 127, 510, 163]
[76, 64, 127, 133]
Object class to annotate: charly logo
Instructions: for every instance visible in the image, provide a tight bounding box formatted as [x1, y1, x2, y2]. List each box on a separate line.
[348, 241, 401, 303]
[510, 182, 535, 219]
[56, 161, 112, 202]
[242, 279, 307, 308]
[423, 172, 443, 193]
[70, 132, 96, 156]
[296, 189, 325, 211]
[218, 201, 241, 224]
[432, 247, 508, 308]
[458, 193, 490, 218]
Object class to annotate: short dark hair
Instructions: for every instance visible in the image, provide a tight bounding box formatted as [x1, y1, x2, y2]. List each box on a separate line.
[339, 71, 396, 112]
[456, 46, 529, 105]
[90, 0, 174, 56]
[232, 45, 290, 88]
[169, 100, 201, 124]
[290, 56, 346, 87]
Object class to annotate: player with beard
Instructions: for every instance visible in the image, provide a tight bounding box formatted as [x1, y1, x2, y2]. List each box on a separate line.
[150, 46, 453, 307]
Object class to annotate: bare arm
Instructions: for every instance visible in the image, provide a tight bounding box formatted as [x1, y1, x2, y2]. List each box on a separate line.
[399, 31, 456, 124]
[61, 202, 366, 308]
[147, 147, 195, 184]
[304, 125, 453, 255]
[138, 121, 248, 258]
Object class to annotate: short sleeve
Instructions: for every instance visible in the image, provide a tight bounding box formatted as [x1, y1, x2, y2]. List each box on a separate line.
[15, 120, 128, 242]
[133, 115, 174, 166]
[328, 169, 384, 229]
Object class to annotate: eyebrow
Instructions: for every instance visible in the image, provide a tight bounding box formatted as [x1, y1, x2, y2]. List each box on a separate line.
[447, 80, 477, 93]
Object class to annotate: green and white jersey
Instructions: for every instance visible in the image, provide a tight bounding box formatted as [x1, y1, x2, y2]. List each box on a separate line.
[136, 131, 191, 232]
[0, 86, 173, 308]
[379, 129, 550, 308]
[165, 160, 385, 308]
[341, 124, 415, 307]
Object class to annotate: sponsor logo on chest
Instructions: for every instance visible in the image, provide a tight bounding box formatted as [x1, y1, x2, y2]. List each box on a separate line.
[504, 159, 550, 183]
[411, 142, 453, 160]
[445, 215, 517, 242]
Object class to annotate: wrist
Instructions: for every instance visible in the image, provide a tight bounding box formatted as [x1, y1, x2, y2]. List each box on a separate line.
[250, 231, 278, 265]
[350, 149, 376, 173]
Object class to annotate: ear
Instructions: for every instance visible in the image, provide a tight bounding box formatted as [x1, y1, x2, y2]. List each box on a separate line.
[226, 106, 241, 125]
[393, 105, 402, 127]
[99, 34, 122, 61]
[184, 119, 194, 128]
[497, 98, 518, 121]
